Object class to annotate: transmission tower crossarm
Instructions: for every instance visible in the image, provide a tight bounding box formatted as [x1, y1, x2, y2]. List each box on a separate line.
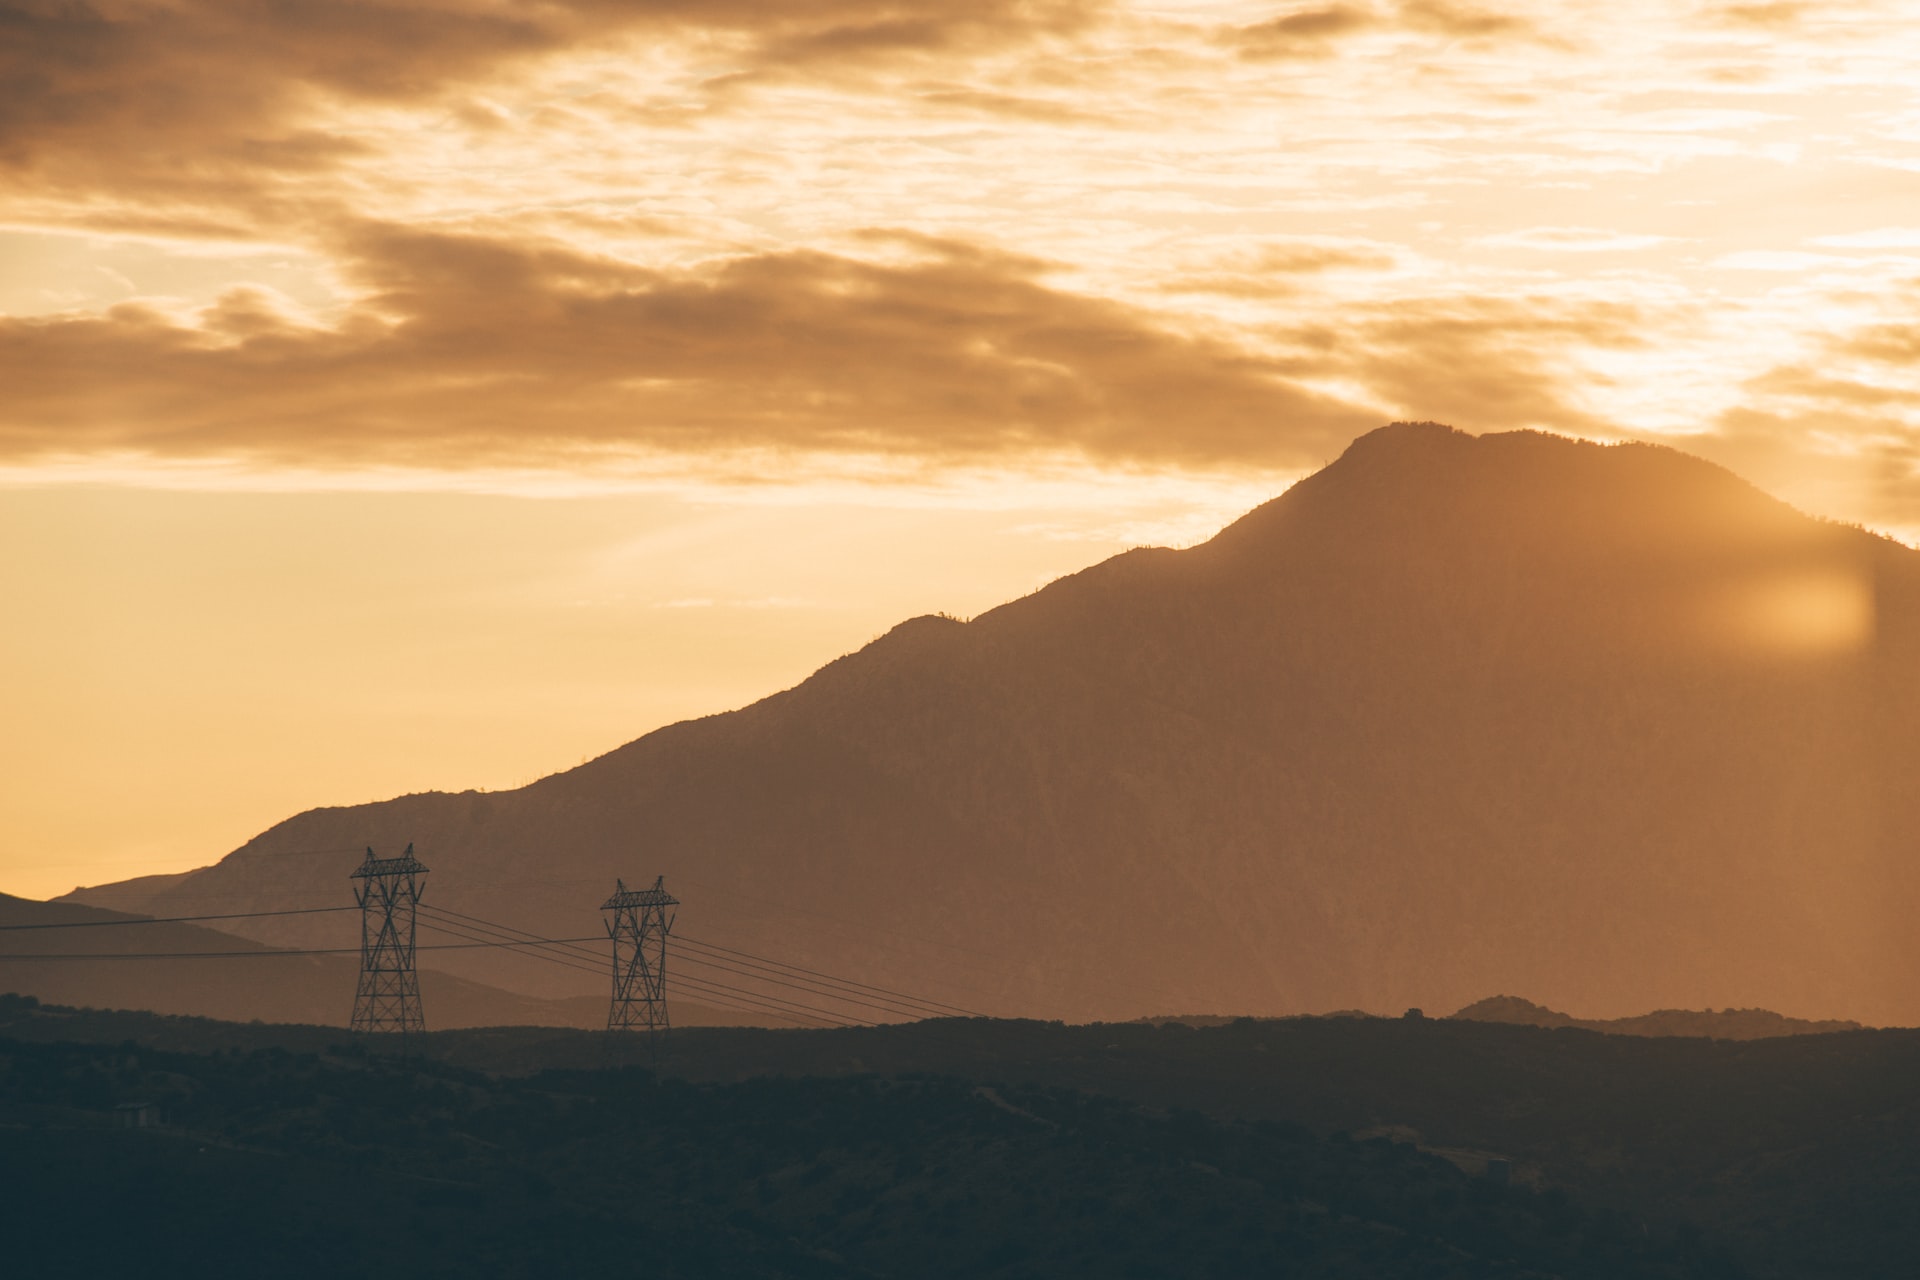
[601, 874, 678, 911]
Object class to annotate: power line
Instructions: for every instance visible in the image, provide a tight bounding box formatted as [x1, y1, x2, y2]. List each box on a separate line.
[429, 903, 975, 1020]
[666, 969, 882, 1028]
[0, 905, 356, 932]
[676, 933, 985, 1018]
[418, 921, 856, 1031]
[675, 983, 836, 1029]
[1, 845, 362, 874]
[422, 904, 603, 965]
[670, 872, 1012, 973]
[415, 907, 865, 1028]
[670, 973, 856, 1028]
[1, 870, 972, 1033]
[422, 904, 929, 1025]
[0, 936, 605, 962]
[416, 921, 844, 1028]
[673, 949, 935, 1022]
[425, 902, 982, 1025]
[428, 911, 859, 1031]
[1, 890, 975, 1031]
[673, 989, 821, 1028]
[417, 916, 603, 978]
[36, 859, 1039, 1012]
[416, 908, 868, 1029]
[36, 872, 1001, 1015]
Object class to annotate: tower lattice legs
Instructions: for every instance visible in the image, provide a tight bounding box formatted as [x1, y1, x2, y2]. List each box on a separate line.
[351, 844, 428, 1035]
[603, 876, 678, 1060]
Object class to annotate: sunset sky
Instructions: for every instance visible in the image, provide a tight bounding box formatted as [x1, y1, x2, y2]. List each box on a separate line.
[5, 0, 1920, 899]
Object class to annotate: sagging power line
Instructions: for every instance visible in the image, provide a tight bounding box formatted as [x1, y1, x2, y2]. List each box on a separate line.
[418, 903, 839, 1029]
[3, 849, 989, 1035]
[421, 901, 924, 1027]
[0, 905, 356, 932]
[0, 935, 608, 961]
[675, 933, 985, 1019]
[415, 906, 836, 1029]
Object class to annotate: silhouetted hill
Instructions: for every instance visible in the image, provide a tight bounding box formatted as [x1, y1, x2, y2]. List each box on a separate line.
[1451, 995, 1863, 1039]
[0, 1018, 1734, 1279]
[0, 894, 755, 1029]
[12, 997, 1920, 1277]
[61, 423, 1920, 1023]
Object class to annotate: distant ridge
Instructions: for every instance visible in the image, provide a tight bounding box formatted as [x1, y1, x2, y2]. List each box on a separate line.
[1134, 998, 1865, 1039]
[57, 423, 1920, 1025]
[1450, 995, 1864, 1040]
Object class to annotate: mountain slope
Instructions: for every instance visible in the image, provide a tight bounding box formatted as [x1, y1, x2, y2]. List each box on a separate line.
[62, 423, 1920, 1023]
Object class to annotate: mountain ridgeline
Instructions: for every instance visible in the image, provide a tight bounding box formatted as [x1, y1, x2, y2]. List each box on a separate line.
[63, 424, 1920, 1024]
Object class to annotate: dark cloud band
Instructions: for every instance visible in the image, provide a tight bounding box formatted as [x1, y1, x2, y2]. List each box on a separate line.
[0, 225, 1377, 471]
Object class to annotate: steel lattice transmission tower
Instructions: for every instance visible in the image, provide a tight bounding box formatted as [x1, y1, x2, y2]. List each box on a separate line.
[602, 876, 678, 1044]
[350, 844, 428, 1035]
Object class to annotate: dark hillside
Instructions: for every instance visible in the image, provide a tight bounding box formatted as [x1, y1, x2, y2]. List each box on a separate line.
[8, 999, 1920, 1277]
[0, 1023, 1732, 1279]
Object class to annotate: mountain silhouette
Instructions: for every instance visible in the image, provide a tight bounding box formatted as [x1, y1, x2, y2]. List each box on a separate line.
[57, 424, 1920, 1024]
[1449, 994, 1863, 1039]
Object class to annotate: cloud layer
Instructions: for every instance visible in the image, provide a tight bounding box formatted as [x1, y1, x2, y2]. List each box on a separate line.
[3, 0, 1920, 532]
[1, 225, 1379, 469]
[0, 0, 1103, 222]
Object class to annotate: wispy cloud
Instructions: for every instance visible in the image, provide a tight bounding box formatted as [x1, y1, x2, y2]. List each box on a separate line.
[1224, 1, 1537, 61]
[1812, 228, 1920, 249]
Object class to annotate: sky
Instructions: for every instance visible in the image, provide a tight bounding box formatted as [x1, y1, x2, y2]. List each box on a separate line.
[4, 0, 1920, 899]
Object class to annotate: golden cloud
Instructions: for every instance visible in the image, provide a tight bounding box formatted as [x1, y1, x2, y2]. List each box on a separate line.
[1696, 296, 1920, 534]
[0, 225, 1376, 471]
[1710, 2, 1808, 28]
[1226, 0, 1535, 59]
[1701, 407, 1920, 542]
[1396, 0, 1533, 39]
[1160, 240, 1401, 299]
[0, 0, 1109, 220]
[1297, 294, 1655, 436]
[1229, 5, 1375, 60]
[1838, 321, 1920, 367]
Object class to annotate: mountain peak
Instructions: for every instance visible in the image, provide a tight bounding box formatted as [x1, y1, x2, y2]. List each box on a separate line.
[1337, 418, 1474, 459]
[1203, 421, 1822, 575]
